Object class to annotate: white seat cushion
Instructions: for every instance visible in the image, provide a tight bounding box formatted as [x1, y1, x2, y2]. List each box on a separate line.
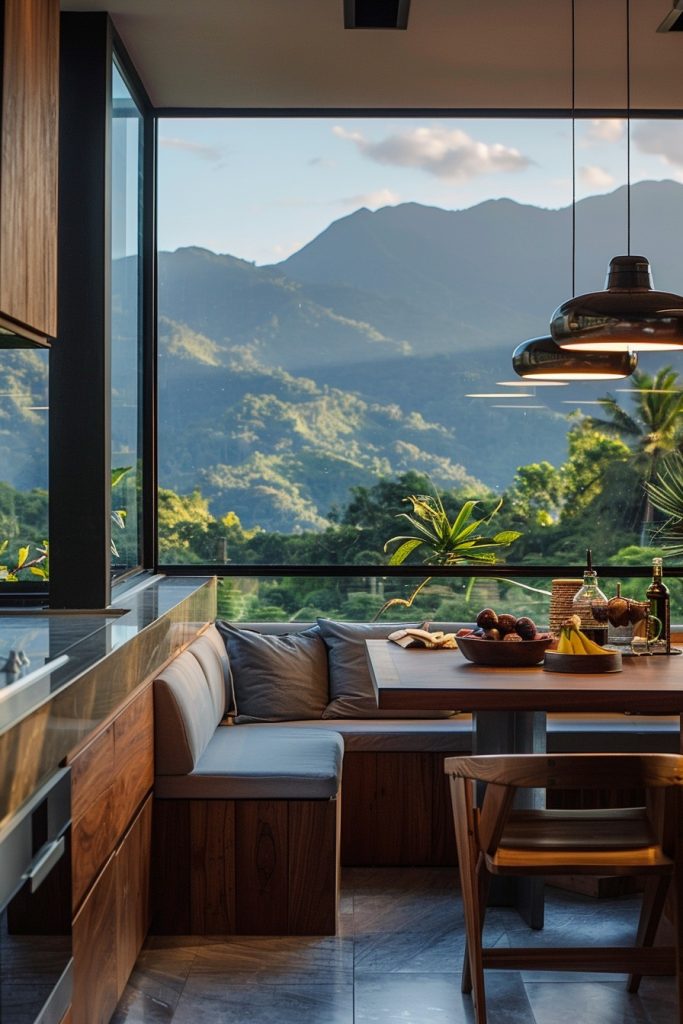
[238, 716, 473, 752]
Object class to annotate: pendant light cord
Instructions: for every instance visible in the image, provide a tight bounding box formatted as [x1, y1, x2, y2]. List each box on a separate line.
[571, 0, 576, 297]
[626, 0, 631, 255]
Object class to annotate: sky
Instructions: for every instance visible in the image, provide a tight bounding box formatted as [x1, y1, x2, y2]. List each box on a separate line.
[157, 117, 683, 266]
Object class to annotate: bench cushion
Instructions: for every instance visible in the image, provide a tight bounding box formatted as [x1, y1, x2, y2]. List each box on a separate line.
[317, 618, 454, 720]
[216, 621, 329, 724]
[239, 717, 473, 752]
[155, 725, 344, 800]
[154, 648, 224, 775]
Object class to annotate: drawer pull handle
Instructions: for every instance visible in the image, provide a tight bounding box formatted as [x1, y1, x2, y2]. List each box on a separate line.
[26, 835, 65, 893]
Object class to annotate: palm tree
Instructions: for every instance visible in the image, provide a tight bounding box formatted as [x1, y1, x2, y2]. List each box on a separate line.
[585, 366, 683, 542]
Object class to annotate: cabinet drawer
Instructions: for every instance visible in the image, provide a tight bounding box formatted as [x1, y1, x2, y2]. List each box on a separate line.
[113, 685, 153, 834]
[72, 783, 118, 913]
[72, 852, 118, 1024]
[70, 722, 115, 823]
[116, 794, 152, 996]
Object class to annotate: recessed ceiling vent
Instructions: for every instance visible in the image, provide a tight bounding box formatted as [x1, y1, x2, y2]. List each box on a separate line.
[657, 1, 683, 31]
[344, 0, 410, 29]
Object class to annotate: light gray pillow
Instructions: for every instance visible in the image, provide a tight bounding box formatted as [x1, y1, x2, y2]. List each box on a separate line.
[317, 618, 454, 720]
[215, 621, 329, 724]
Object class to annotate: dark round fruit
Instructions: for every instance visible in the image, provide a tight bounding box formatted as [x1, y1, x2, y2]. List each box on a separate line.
[483, 628, 501, 641]
[496, 613, 517, 635]
[515, 616, 537, 640]
[476, 608, 498, 629]
[503, 632, 523, 642]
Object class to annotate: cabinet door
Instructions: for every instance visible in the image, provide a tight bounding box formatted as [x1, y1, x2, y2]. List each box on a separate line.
[0, 0, 59, 338]
[72, 853, 118, 1024]
[115, 794, 152, 997]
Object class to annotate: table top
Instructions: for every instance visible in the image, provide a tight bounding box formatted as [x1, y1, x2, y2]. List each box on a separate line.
[366, 639, 683, 715]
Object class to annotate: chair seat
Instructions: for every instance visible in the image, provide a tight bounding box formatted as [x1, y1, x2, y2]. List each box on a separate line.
[486, 807, 674, 875]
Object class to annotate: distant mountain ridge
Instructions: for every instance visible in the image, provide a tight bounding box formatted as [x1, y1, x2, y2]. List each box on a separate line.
[6, 181, 683, 535]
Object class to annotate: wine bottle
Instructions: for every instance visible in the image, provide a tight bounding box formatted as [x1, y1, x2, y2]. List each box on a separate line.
[646, 557, 670, 654]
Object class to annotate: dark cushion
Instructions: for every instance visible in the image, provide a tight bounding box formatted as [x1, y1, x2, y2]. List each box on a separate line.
[215, 620, 329, 724]
[317, 618, 454, 720]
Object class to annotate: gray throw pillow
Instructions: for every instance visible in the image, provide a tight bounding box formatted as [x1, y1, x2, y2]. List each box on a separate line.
[317, 618, 454, 720]
[215, 621, 329, 724]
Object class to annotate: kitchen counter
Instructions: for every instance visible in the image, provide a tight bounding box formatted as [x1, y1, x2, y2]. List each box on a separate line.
[0, 575, 216, 828]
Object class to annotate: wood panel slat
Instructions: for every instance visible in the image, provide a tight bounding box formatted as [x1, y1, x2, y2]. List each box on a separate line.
[72, 854, 117, 1024]
[235, 801, 288, 935]
[375, 752, 433, 865]
[0, 0, 59, 337]
[116, 795, 152, 997]
[341, 751, 378, 865]
[150, 799, 191, 934]
[189, 800, 236, 933]
[288, 800, 339, 935]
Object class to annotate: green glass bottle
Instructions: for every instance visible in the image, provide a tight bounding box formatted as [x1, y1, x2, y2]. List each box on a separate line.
[646, 557, 670, 654]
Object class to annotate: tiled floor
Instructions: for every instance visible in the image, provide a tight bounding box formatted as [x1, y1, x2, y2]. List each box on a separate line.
[112, 869, 676, 1023]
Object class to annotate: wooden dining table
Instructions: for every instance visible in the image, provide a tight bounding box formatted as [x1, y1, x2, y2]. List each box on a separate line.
[366, 639, 683, 926]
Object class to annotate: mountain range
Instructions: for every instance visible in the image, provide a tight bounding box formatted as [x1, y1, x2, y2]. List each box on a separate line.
[5, 180, 682, 533]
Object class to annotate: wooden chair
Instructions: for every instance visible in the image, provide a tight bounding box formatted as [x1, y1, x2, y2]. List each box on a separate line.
[445, 753, 683, 1024]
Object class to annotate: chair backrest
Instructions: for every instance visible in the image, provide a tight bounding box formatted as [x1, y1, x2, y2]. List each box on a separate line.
[445, 753, 683, 790]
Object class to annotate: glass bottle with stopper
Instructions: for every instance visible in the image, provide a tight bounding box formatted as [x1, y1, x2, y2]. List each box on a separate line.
[572, 549, 608, 644]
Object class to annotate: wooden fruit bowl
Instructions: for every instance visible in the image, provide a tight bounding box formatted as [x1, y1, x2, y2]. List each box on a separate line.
[457, 635, 552, 667]
[543, 649, 622, 674]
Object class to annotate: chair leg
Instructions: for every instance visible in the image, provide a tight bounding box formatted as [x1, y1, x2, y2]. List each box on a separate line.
[627, 875, 670, 993]
[462, 866, 491, 995]
[451, 776, 487, 1024]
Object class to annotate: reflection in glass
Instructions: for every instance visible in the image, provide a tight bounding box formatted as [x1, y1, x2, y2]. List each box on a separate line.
[111, 62, 143, 576]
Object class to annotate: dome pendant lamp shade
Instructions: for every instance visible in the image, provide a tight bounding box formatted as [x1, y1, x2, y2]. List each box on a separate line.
[550, 255, 683, 353]
[512, 334, 637, 381]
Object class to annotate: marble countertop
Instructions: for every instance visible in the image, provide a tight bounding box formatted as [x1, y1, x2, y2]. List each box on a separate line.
[0, 575, 214, 736]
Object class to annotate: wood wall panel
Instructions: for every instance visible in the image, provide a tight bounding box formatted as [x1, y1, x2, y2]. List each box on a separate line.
[189, 800, 236, 933]
[288, 799, 340, 935]
[0, 0, 59, 337]
[235, 801, 289, 935]
[72, 854, 117, 1024]
[116, 795, 152, 997]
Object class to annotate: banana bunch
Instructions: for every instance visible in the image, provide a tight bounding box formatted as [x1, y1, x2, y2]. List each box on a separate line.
[556, 614, 610, 656]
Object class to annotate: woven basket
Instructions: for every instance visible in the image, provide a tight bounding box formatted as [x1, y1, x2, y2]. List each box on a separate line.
[548, 578, 583, 634]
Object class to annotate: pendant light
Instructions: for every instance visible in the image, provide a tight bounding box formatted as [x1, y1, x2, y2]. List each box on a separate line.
[551, 0, 683, 353]
[512, 0, 637, 383]
[512, 335, 637, 380]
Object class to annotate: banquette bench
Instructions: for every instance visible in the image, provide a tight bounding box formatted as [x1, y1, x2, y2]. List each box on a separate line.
[150, 619, 681, 937]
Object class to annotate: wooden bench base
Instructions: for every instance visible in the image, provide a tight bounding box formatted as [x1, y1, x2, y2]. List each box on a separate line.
[341, 751, 461, 867]
[151, 796, 340, 936]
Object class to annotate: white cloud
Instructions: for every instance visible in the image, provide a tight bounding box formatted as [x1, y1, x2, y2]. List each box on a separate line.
[337, 188, 400, 209]
[333, 125, 531, 182]
[159, 137, 222, 162]
[579, 165, 616, 189]
[582, 119, 624, 145]
[632, 121, 683, 168]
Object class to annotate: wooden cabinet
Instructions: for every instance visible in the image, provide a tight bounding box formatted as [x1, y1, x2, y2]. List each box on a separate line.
[68, 684, 153, 1024]
[0, 0, 59, 342]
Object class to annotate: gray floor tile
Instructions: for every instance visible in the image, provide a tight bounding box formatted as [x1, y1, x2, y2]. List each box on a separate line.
[112, 870, 678, 1024]
[172, 974, 353, 1024]
[354, 972, 471, 1023]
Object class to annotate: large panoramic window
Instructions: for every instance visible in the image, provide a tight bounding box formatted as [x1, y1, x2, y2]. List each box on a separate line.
[111, 61, 144, 577]
[0, 347, 49, 585]
[157, 116, 683, 618]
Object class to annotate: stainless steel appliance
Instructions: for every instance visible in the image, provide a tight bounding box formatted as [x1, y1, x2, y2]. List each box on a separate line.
[0, 768, 72, 1024]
